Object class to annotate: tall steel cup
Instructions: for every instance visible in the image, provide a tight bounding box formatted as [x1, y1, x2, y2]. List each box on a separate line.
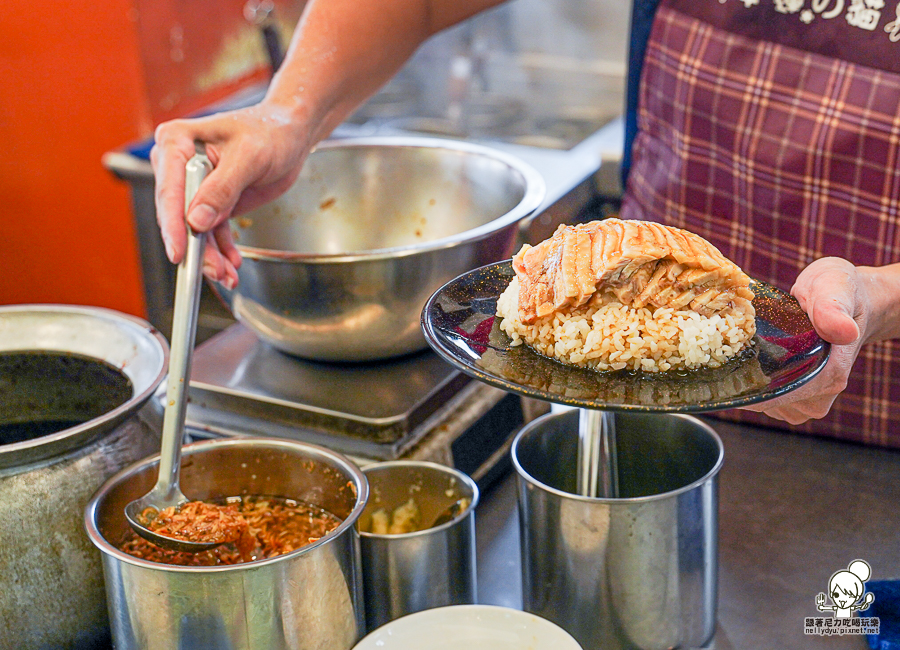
[85, 437, 368, 650]
[512, 410, 723, 650]
[357, 461, 479, 632]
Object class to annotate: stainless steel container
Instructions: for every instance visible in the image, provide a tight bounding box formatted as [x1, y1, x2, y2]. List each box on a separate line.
[85, 437, 369, 650]
[213, 136, 545, 362]
[357, 461, 479, 632]
[512, 410, 723, 650]
[0, 305, 168, 649]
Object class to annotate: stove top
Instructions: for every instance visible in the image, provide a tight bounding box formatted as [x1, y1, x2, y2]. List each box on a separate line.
[181, 324, 476, 458]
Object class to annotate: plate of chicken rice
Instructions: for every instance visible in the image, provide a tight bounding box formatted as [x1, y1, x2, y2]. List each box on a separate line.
[421, 219, 830, 412]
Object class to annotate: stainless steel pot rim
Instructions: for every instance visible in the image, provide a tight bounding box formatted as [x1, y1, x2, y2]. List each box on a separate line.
[232, 136, 546, 264]
[511, 411, 725, 504]
[0, 304, 169, 465]
[357, 459, 480, 538]
[84, 436, 370, 572]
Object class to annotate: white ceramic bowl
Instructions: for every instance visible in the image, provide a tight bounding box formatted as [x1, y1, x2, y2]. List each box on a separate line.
[352, 605, 583, 650]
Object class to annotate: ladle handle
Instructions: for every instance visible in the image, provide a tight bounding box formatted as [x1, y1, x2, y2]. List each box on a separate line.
[577, 408, 618, 498]
[155, 143, 213, 500]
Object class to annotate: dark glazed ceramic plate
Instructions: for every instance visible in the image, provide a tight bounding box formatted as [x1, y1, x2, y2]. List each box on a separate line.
[421, 260, 831, 412]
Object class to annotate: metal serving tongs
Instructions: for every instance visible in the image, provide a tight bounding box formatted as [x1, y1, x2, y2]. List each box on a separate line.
[124, 143, 222, 553]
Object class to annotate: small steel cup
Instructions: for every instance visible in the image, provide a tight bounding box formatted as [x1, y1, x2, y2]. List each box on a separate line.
[512, 410, 723, 650]
[357, 461, 479, 632]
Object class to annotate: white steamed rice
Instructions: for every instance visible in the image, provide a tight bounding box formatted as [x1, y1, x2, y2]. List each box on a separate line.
[496, 277, 755, 373]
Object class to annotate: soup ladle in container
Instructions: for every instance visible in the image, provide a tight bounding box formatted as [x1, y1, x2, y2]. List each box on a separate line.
[124, 144, 223, 553]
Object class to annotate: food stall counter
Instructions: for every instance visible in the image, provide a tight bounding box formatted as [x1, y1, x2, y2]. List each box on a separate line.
[475, 417, 900, 649]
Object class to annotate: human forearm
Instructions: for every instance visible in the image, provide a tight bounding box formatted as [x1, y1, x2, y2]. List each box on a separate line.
[151, 0, 505, 283]
[264, 0, 506, 144]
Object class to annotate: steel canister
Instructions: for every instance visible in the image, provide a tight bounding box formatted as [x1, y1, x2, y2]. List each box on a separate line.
[512, 410, 722, 650]
[0, 305, 168, 649]
[357, 461, 479, 632]
[85, 437, 368, 650]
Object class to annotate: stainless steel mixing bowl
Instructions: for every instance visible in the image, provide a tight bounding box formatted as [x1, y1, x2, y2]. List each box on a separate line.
[212, 136, 545, 362]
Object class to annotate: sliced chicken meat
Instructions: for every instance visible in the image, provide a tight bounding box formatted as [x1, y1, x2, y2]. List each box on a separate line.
[512, 218, 755, 324]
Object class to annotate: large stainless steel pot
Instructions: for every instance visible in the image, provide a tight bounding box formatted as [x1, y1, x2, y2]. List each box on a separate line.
[213, 136, 545, 362]
[85, 437, 368, 650]
[0, 305, 168, 649]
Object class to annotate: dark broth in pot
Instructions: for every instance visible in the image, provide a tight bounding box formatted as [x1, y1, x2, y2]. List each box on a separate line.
[0, 351, 134, 445]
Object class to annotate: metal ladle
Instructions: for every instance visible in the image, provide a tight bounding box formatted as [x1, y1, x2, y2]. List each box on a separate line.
[577, 408, 618, 498]
[124, 144, 221, 553]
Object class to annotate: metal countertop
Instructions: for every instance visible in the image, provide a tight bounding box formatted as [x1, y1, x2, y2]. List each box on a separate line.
[474, 417, 899, 649]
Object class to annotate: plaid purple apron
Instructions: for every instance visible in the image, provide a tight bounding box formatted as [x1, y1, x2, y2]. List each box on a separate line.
[621, 0, 900, 446]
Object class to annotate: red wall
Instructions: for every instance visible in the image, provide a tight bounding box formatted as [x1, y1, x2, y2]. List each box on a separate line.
[0, 0, 303, 317]
[0, 0, 153, 316]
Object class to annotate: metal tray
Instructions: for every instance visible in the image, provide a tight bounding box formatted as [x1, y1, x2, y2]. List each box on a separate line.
[178, 324, 471, 458]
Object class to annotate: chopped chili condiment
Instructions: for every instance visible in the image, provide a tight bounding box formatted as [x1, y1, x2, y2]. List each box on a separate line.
[141, 501, 250, 544]
[120, 496, 342, 566]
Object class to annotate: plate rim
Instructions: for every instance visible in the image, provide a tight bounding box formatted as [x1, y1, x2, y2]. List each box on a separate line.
[421, 259, 831, 413]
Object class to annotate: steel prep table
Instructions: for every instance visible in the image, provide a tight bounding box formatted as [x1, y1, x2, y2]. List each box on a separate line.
[474, 416, 900, 650]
